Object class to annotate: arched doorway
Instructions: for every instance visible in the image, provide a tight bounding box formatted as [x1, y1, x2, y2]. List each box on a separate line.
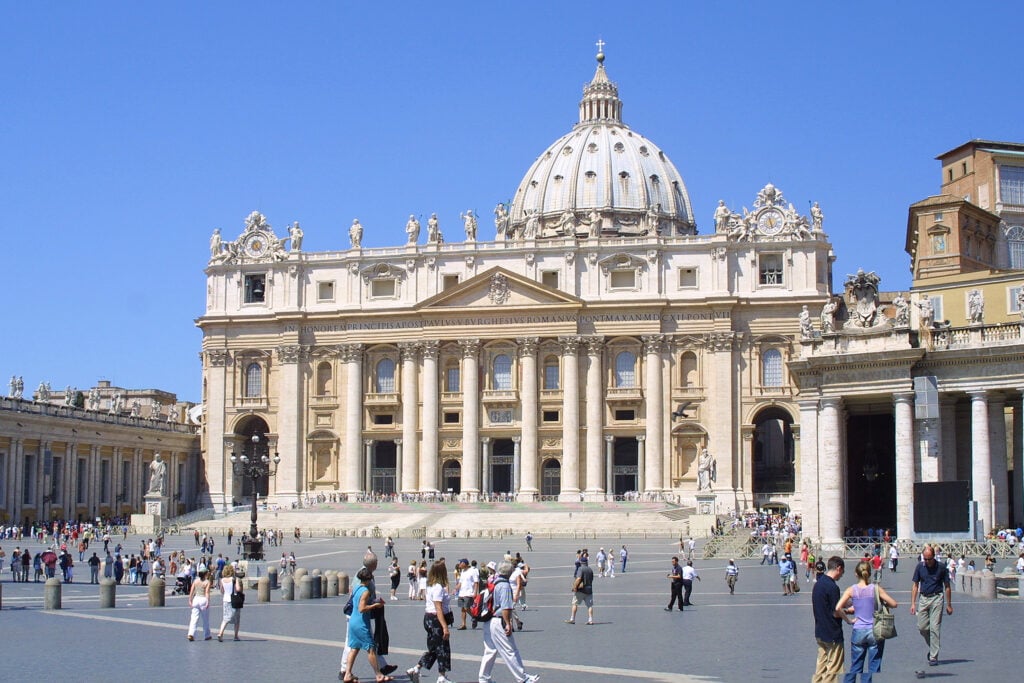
[846, 413, 896, 532]
[752, 408, 794, 496]
[234, 416, 271, 498]
[491, 439, 514, 493]
[612, 437, 639, 496]
[541, 459, 561, 498]
[371, 441, 397, 495]
[442, 459, 461, 495]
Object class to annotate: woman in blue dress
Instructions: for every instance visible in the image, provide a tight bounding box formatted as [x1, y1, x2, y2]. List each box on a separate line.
[343, 567, 391, 682]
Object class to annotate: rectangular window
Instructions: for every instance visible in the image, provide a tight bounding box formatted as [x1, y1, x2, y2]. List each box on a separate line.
[443, 412, 460, 425]
[677, 267, 698, 288]
[610, 270, 636, 289]
[759, 254, 784, 286]
[614, 409, 635, 421]
[371, 279, 396, 298]
[541, 271, 559, 289]
[999, 166, 1024, 205]
[933, 212, 943, 222]
[930, 295, 944, 324]
[1010, 286, 1023, 313]
[373, 414, 394, 425]
[244, 274, 266, 303]
[543, 364, 560, 390]
[317, 281, 335, 301]
[77, 458, 87, 504]
[100, 460, 111, 503]
[542, 410, 560, 423]
[23, 453, 36, 504]
[445, 366, 460, 393]
[442, 274, 460, 290]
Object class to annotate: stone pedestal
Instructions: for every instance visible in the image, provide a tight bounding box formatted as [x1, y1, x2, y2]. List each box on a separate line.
[690, 493, 718, 537]
[132, 494, 170, 535]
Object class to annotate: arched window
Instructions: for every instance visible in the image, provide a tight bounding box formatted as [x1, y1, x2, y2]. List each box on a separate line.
[543, 356, 560, 390]
[614, 351, 636, 388]
[761, 349, 783, 387]
[1007, 225, 1024, 269]
[316, 361, 332, 396]
[375, 358, 396, 393]
[492, 354, 512, 390]
[244, 362, 262, 398]
[680, 352, 698, 387]
[444, 361, 460, 393]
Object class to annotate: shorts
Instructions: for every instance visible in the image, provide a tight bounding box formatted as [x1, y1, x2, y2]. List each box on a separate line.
[458, 596, 473, 609]
[781, 573, 793, 585]
[572, 591, 594, 607]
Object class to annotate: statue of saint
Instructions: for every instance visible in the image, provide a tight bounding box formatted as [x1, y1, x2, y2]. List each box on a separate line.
[130, 400, 141, 417]
[427, 213, 442, 243]
[64, 386, 74, 406]
[523, 210, 540, 239]
[820, 298, 837, 334]
[915, 294, 935, 329]
[810, 202, 824, 232]
[461, 210, 477, 241]
[586, 208, 602, 237]
[8, 375, 16, 398]
[349, 219, 363, 248]
[713, 200, 730, 233]
[697, 448, 716, 491]
[892, 293, 910, 327]
[148, 453, 167, 495]
[967, 289, 984, 324]
[799, 305, 813, 339]
[1017, 289, 1024, 321]
[37, 382, 50, 402]
[288, 222, 303, 251]
[493, 203, 509, 239]
[209, 228, 223, 259]
[405, 214, 421, 244]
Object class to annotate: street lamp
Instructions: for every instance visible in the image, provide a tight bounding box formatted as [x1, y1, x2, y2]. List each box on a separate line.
[230, 433, 280, 560]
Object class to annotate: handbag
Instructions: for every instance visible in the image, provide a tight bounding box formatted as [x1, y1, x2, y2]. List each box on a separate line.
[872, 584, 896, 640]
[230, 580, 245, 609]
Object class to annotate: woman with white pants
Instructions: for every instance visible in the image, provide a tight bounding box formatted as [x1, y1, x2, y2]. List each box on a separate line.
[187, 568, 212, 641]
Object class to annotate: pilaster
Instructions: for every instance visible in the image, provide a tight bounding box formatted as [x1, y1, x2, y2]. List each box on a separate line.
[559, 336, 581, 500]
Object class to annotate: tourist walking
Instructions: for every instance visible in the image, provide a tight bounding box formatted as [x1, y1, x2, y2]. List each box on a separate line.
[725, 559, 739, 594]
[477, 560, 540, 683]
[456, 559, 479, 629]
[566, 555, 594, 625]
[836, 560, 897, 682]
[406, 560, 454, 683]
[620, 545, 628, 573]
[408, 559, 419, 600]
[341, 567, 390, 682]
[187, 568, 212, 641]
[682, 560, 700, 605]
[811, 556, 848, 683]
[388, 557, 401, 600]
[910, 544, 953, 667]
[216, 564, 244, 642]
[666, 556, 684, 611]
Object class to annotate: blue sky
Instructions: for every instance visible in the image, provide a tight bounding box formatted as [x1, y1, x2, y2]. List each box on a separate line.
[2, 2, 1021, 402]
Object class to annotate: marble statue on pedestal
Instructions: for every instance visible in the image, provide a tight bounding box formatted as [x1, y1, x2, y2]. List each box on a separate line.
[697, 448, 716, 491]
[87, 387, 101, 410]
[64, 386, 75, 406]
[892, 294, 910, 327]
[915, 294, 935, 329]
[349, 219, 363, 248]
[405, 215, 420, 244]
[494, 203, 509, 239]
[8, 375, 15, 398]
[130, 400, 141, 417]
[288, 222, 303, 251]
[427, 213, 443, 243]
[820, 298, 837, 334]
[36, 382, 51, 402]
[713, 200, 730, 233]
[810, 202, 824, 232]
[148, 452, 167, 495]
[799, 305, 813, 339]
[461, 210, 478, 242]
[209, 228, 223, 260]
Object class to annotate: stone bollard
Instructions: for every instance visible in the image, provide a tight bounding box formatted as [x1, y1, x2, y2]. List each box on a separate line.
[268, 565, 279, 590]
[99, 578, 117, 608]
[310, 572, 322, 599]
[1018, 574, 1024, 600]
[295, 567, 308, 581]
[282, 576, 295, 601]
[149, 578, 165, 607]
[44, 577, 62, 610]
[298, 575, 313, 600]
[338, 572, 350, 595]
[320, 575, 328, 599]
[978, 571, 996, 599]
[326, 572, 339, 597]
[258, 576, 271, 603]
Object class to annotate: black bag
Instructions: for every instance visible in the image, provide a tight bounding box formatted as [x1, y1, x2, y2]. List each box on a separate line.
[343, 593, 355, 616]
[230, 581, 245, 609]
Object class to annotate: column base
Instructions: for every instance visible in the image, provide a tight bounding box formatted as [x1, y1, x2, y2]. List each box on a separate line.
[558, 490, 582, 503]
[516, 490, 538, 503]
[583, 490, 606, 502]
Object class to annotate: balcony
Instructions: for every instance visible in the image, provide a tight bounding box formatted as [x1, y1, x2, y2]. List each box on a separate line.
[482, 389, 518, 405]
[364, 392, 400, 407]
[310, 394, 338, 407]
[606, 386, 643, 404]
[929, 321, 1024, 350]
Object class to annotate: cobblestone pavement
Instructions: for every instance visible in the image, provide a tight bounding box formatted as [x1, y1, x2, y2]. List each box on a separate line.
[0, 533, 1017, 682]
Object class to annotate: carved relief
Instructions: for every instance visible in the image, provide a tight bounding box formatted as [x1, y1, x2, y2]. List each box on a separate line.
[276, 345, 304, 364]
[206, 349, 231, 367]
[706, 332, 736, 352]
[488, 273, 511, 305]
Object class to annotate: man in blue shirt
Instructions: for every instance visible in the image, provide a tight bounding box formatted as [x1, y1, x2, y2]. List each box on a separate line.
[910, 544, 953, 666]
[811, 556, 847, 682]
[478, 560, 540, 683]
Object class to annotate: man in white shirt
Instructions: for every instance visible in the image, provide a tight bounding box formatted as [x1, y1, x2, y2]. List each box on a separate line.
[457, 559, 480, 629]
[681, 561, 700, 606]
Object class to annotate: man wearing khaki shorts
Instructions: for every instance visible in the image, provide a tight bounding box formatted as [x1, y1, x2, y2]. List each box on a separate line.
[566, 555, 594, 625]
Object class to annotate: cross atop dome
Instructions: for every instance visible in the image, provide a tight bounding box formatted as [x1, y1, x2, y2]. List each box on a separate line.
[579, 40, 621, 124]
[595, 38, 605, 64]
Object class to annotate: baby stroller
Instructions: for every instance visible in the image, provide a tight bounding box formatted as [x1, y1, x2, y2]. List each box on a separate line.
[172, 575, 190, 596]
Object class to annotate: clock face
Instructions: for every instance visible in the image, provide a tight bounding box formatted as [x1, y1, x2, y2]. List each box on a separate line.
[757, 209, 785, 235]
[243, 233, 268, 258]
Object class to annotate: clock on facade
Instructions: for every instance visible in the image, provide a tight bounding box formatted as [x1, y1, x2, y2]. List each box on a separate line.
[242, 233, 269, 258]
[756, 208, 785, 236]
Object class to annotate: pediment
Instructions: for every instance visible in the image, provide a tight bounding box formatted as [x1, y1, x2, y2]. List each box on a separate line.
[416, 266, 582, 311]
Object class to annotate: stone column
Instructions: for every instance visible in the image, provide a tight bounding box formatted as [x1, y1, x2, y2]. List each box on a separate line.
[636, 435, 646, 495]
[939, 397, 958, 482]
[584, 336, 605, 499]
[969, 390, 992, 535]
[642, 335, 665, 494]
[517, 337, 539, 500]
[989, 396, 1008, 528]
[363, 439, 374, 494]
[63, 443, 76, 513]
[604, 435, 614, 497]
[340, 344, 364, 498]
[460, 339, 481, 499]
[204, 349, 231, 511]
[559, 336, 581, 500]
[275, 344, 306, 505]
[796, 400, 820, 540]
[393, 439, 403, 497]
[399, 342, 419, 493]
[481, 437, 491, 495]
[421, 341, 440, 493]
[512, 436, 522, 494]
[893, 392, 916, 540]
[706, 333, 736, 500]
[1013, 399, 1023, 527]
[819, 397, 845, 545]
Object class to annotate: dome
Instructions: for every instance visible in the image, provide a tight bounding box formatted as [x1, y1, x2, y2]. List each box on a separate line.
[505, 52, 696, 240]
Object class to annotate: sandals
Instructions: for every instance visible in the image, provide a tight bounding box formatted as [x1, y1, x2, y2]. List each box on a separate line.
[375, 677, 395, 682]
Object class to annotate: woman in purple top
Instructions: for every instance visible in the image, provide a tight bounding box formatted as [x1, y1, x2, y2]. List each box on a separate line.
[835, 561, 898, 682]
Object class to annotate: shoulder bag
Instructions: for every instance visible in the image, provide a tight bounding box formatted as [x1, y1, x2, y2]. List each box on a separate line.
[872, 584, 896, 640]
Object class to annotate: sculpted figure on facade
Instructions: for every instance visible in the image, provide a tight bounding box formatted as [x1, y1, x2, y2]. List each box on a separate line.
[754, 182, 785, 208]
[288, 222, 303, 251]
[349, 219, 363, 248]
[522, 209, 540, 239]
[405, 214, 421, 244]
[820, 298, 838, 334]
[844, 268, 883, 328]
[1017, 288, 1024, 321]
[243, 210, 269, 234]
[967, 289, 984, 324]
[427, 213, 443, 243]
[461, 209, 478, 242]
[810, 202, 824, 232]
[915, 294, 935, 328]
[109, 392, 123, 414]
[713, 199, 730, 233]
[64, 385, 75, 406]
[36, 381, 51, 402]
[493, 203, 509, 240]
[209, 228, 224, 261]
[892, 293, 910, 327]
[8, 375, 16, 398]
[799, 305, 814, 339]
[726, 211, 752, 241]
[130, 399, 141, 417]
[87, 386, 101, 410]
[584, 208, 602, 237]
[15, 376, 24, 399]
[148, 452, 167, 496]
[557, 208, 576, 235]
[697, 447, 716, 491]
[646, 203, 662, 235]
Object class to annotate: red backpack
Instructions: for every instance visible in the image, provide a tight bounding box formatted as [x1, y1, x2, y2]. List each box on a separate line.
[469, 574, 496, 621]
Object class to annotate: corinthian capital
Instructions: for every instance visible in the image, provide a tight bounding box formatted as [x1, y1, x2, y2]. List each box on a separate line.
[558, 335, 581, 355]
[206, 349, 231, 367]
[582, 335, 605, 356]
[516, 337, 540, 357]
[338, 343, 364, 363]
[641, 334, 665, 354]
[459, 338, 481, 358]
[398, 341, 420, 362]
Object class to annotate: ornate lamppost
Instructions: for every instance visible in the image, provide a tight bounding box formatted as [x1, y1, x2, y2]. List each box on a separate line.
[230, 433, 280, 560]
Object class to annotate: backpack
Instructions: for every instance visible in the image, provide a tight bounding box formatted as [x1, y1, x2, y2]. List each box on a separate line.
[469, 576, 496, 621]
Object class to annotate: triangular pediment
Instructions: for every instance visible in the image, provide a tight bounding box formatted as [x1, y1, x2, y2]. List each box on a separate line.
[416, 266, 583, 311]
